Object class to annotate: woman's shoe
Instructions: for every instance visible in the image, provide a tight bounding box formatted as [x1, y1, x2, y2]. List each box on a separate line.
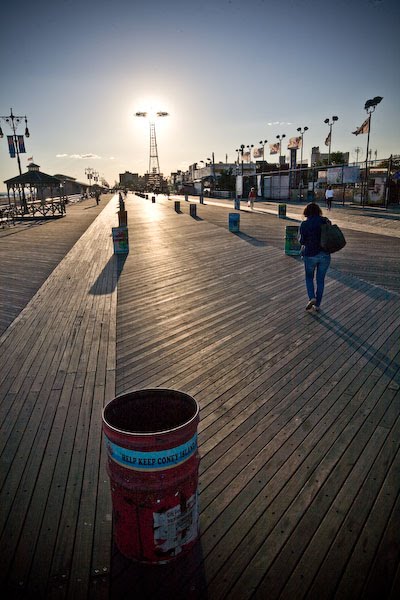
[306, 298, 316, 310]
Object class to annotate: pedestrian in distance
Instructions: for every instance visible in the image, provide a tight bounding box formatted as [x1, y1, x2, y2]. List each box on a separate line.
[299, 202, 331, 312]
[325, 185, 333, 210]
[247, 187, 256, 210]
[95, 190, 101, 205]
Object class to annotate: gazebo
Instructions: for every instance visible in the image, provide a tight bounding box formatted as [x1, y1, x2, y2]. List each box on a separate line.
[4, 162, 67, 218]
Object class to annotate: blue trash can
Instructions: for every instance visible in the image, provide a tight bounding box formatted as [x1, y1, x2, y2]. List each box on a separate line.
[229, 213, 240, 232]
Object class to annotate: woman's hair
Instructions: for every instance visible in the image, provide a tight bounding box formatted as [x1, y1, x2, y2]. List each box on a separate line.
[303, 202, 322, 218]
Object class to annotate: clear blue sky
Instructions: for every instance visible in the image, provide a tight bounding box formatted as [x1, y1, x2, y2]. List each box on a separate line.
[0, 0, 399, 190]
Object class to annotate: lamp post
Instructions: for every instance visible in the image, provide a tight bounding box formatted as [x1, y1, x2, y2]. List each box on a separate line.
[353, 146, 362, 164]
[240, 144, 245, 177]
[297, 126, 308, 198]
[276, 134, 286, 168]
[207, 153, 215, 190]
[0, 108, 30, 213]
[259, 139, 267, 166]
[276, 134, 286, 201]
[323, 116, 338, 166]
[0, 108, 30, 176]
[85, 167, 95, 194]
[362, 96, 383, 207]
[246, 144, 254, 164]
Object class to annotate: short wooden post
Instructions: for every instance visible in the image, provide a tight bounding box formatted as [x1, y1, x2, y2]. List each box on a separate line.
[174, 200, 180, 212]
[190, 204, 197, 218]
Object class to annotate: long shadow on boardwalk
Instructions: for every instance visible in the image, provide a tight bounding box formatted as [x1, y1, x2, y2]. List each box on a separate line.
[317, 311, 400, 382]
[89, 254, 127, 295]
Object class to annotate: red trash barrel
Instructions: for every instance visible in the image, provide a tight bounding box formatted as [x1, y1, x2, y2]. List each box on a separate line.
[102, 388, 200, 563]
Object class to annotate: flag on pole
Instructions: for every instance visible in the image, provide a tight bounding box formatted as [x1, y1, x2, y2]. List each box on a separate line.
[287, 136, 302, 150]
[324, 131, 331, 147]
[243, 150, 251, 162]
[352, 116, 370, 135]
[7, 136, 16, 158]
[253, 146, 263, 158]
[269, 142, 280, 155]
[17, 135, 26, 153]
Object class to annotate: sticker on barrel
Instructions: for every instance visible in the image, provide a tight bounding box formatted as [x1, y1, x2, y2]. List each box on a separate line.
[153, 491, 199, 556]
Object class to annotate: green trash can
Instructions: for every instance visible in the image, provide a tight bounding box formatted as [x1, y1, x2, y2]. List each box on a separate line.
[285, 225, 301, 256]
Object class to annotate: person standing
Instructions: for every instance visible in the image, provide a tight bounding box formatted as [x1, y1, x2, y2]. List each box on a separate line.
[95, 190, 101, 205]
[299, 202, 331, 312]
[325, 185, 333, 210]
[247, 187, 256, 209]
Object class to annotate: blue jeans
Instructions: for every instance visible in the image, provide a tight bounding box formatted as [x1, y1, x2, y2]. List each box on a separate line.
[304, 252, 331, 306]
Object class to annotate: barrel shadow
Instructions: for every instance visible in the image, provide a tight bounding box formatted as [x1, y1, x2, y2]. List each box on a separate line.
[110, 539, 208, 599]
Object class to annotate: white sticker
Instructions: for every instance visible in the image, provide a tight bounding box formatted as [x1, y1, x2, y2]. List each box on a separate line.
[153, 492, 199, 555]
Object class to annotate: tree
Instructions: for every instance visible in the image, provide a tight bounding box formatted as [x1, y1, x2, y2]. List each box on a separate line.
[216, 169, 235, 191]
[317, 151, 346, 166]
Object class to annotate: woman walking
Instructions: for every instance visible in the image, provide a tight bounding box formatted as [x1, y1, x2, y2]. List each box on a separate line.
[325, 185, 333, 210]
[247, 187, 256, 210]
[299, 202, 331, 312]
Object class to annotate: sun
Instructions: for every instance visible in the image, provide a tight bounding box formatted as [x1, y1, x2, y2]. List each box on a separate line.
[134, 96, 170, 121]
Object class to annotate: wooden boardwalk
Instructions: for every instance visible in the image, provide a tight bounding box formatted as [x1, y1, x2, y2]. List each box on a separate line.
[0, 195, 113, 335]
[1, 193, 399, 599]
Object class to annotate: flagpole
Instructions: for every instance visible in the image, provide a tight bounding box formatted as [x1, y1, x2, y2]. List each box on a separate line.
[356, 96, 383, 208]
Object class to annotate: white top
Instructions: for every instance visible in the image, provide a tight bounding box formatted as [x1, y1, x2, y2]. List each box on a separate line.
[325, 189, 334, 199]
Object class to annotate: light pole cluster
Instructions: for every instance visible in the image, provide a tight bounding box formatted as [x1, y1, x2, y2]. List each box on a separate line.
[207, 153, 216, 188]
[276, 134, 286, 167]
[362, 96, 383, 206]
[85, 167, 98, 193]
[0, 108, 30, 177]
[235, 144, 245, 176]
[259, 139, 268, 163]
[296, 126, 308, 197]
[0, 108, 31, 212]
[324, 116, 338, 165]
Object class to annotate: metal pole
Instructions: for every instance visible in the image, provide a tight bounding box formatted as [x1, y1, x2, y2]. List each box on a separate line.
[384, 154, 392, 209]
[328, 124, 332, 166]
[363, 114, 372, 208]
[299, 136, 303, 199]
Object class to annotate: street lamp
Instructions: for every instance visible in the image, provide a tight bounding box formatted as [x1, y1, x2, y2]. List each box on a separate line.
[246, 144, 254, 164]
[0, 108, 31, 213]
[324, 116, 338, 165]
[297, 126, 308, 197]
[276, 134, 286, 168]
[276, 134, 286, 200]
[207, 153, 215, 190]
[240, 144, 245, 177]
[0, 108, 30, 176]
[85, 167, 95, 193]
[259, 140, 268, 164]
[362, 96, 383, 206]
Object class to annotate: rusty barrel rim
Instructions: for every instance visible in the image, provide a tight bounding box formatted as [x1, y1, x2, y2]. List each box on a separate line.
[102, 388, 199, 437]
